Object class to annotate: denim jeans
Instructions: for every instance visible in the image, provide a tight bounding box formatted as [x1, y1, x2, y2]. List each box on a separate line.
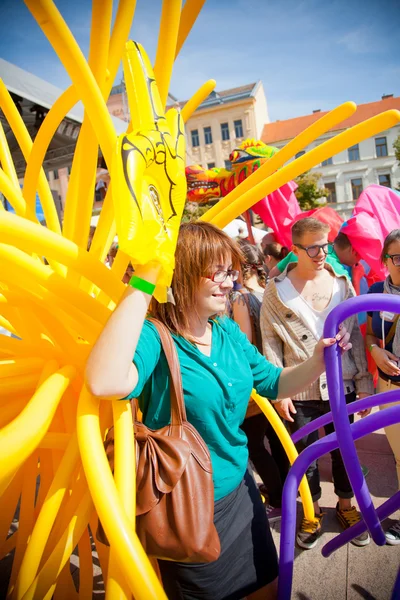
[288, 392, 356, 502]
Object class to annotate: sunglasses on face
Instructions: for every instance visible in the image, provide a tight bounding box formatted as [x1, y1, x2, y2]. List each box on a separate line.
[206, 269, 240, 283]
[294, 242, 333, 258]
[385, 254, 400, 267]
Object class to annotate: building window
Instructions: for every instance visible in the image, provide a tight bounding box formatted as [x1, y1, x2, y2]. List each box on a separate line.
[207, 162, 215, 169]
[191, 129, 200, 147]
[53, 169, 59, 180]
[224, 160, 232, 170]
[204, 126, 213, 145]
[221, 122, 230, 141]
[321, 157, 333, 166]
[295, 151, 305, 159]
[234, 119, 243, 138]
[378, 173, 391, 188]
[351, 178, 363, 200]
[348, 144, 360, 161]
[325, 182, 337, 204]
[375, 137, 388, 157]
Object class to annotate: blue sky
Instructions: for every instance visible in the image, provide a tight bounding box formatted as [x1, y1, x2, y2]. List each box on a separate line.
[0, 0, 399, 122]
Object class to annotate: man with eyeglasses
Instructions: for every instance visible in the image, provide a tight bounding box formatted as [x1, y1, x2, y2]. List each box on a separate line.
[268, 231, 360, 281]
[260, 217, 373, 550]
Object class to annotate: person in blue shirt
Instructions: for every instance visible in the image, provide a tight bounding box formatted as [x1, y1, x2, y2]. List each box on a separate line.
[86, 221, 351, 600]
[366, 229, 400, 546]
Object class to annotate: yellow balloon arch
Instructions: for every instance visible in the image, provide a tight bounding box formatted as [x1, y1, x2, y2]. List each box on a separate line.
[0, 1, 399, 598]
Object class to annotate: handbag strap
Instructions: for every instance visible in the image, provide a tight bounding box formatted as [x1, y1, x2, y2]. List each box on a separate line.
[147, 318, 186, 427]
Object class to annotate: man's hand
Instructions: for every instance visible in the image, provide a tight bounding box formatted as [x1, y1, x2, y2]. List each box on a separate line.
[356, 392, 371, 418]
[274, 398, 297, 423]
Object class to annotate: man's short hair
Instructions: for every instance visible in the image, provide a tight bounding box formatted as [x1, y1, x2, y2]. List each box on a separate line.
[334, 231, 352, 250]
[291, 218, 330, 244]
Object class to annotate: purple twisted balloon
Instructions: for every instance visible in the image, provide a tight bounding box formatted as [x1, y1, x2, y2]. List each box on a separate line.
[323, 294, 400, 545]
[278, 294, 400, 600]
[278, 406, 400, 600]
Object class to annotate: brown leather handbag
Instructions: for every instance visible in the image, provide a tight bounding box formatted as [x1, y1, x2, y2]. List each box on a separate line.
[98, 318, 221, 563]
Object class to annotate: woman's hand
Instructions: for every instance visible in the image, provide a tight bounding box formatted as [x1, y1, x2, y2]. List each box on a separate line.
[370, 346, 400, 377]
[273, 398, 297, 423]
[312, 325, 352, 369]
[357, 392, 371, 417]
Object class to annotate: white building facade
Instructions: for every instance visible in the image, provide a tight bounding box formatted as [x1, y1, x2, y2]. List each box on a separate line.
[262, 95, 400, 219]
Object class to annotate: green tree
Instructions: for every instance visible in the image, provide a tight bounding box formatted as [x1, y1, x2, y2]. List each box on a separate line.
[294, 171, 327, 210]
[181, 201, 214, 223]
[394, 134, 400, 165]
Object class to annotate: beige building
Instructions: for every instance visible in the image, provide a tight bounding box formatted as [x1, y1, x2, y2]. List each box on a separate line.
[183, 81, 269, 169]
[262, 95, 400, 219]
[107, 81, 270, 171]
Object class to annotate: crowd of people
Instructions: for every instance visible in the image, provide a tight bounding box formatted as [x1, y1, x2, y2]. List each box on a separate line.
[85, 217, 400, 600]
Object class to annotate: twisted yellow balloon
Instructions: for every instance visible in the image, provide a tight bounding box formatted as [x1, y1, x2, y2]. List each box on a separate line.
[1, 0, 399, 598]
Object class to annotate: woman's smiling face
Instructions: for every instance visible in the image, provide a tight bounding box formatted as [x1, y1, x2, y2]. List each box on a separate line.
[194, 256, 236, 319]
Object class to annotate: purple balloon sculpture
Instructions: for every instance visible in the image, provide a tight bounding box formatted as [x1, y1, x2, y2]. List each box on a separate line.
[278, 294, 400, 600]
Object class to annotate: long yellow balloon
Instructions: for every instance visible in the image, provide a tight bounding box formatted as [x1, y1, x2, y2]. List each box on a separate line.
[106, 400, 136, 600]
[201, 100, 357, 223]
[0, 80, 61, 234]
[209, 109, 400, 228]
[251, 391, 316, 523]
[0, 212, 125, 302]
[22, 86, 77, 216]
[0, 168, 38, 221]
[0, 122, 20, 190]
[181, 79, 217, 122]
[0, 364, 75, 495]
[77, 387, 167, 600]
[13, 434, 80, 600]
[0, 358, 45, 378]
[21, 492, 93, 600]
[62, 0, 113, 248]
[154, 0, 182, 109]
[24, 0, 116, 167]
[175, 0, 207, 58]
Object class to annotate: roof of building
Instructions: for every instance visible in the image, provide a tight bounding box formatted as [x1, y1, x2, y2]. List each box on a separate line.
[0, 58, 127, 134]
[262, 96, 400, 144]
[173, 82, 259, 113]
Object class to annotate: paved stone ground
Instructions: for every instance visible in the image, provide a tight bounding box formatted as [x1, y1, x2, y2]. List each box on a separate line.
[1, 412, 399, 599]
[268, 419, 400, 600]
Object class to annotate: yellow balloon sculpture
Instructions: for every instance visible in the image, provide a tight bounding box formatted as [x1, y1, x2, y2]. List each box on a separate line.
[0, 1, 399, 599]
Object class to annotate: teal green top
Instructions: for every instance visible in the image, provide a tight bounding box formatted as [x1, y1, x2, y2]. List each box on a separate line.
[276, 249, 351, 279]
[126, 317, 282, 501]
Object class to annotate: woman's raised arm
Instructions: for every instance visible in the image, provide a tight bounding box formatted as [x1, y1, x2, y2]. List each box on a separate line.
[85, 265, 160, 400]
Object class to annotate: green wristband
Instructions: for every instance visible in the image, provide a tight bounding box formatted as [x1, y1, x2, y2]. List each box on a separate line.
[129, 275, 156, 296]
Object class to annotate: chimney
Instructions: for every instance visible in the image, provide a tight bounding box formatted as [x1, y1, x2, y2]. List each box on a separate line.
[313, 109, 321, 113]
[382, 94, 393, 100]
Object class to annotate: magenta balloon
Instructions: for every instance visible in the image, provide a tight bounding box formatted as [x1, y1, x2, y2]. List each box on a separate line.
[278, 405, 400, 600]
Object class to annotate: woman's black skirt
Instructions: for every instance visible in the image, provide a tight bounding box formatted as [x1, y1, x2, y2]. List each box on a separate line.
[158, 469, 279, 600]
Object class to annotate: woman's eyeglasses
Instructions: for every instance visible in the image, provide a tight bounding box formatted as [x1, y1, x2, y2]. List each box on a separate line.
[294, 243, 333, 259]
[385, 253, 400, 266]
[206, 269, 239, 283]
